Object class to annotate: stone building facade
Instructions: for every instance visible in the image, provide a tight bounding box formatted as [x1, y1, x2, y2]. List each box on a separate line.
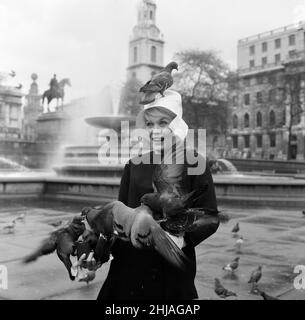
[228, 21, 305, 160]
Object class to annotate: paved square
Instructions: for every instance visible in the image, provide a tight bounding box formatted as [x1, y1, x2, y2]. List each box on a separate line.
[0, 199, 304, 300]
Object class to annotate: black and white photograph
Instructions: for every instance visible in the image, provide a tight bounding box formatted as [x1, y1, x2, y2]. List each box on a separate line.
[0, 0, 305, 304]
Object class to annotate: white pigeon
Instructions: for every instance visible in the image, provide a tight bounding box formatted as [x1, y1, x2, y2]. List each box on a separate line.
[223, 257, 240, 273]
[235, 236, 244, 252]
[15, 213, 26, 222]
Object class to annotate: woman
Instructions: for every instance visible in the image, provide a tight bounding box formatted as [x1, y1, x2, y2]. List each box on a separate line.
[97, 90, 219, 300]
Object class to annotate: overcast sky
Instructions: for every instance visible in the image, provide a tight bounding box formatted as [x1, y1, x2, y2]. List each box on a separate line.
[1, 0, 305, 103]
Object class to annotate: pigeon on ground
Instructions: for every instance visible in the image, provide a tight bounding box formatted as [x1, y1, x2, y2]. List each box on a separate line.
[222, 257, 240, 273]
[15, 213, 26, 222]
[232, 223, 240, 233]
[214, 278, 237, 298]
[235, 236, 244, 253]
[258, 290, 279, 300]
[302, 210, 305, 217]
[81, 201, 190, 270]
[79, 270, 96, 285]
[248, 265, 262, 283]
[248, 266, 263, 293]
[139, 61, 178, 104]
[3, 219, 16, 234]
[23, 216, 85, 281]
[218, 211, 230, 223]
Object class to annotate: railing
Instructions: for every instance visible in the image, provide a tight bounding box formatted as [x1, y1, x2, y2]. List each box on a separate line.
[238, 20, 305, 44]
[238, 62, 284, 75]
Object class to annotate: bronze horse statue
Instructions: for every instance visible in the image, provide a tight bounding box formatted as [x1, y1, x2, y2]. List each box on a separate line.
[42, 78, 71, 112]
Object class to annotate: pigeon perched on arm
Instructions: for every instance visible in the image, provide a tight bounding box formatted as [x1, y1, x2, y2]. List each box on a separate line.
[139, 61, 178, 104]
[23, 216, 85, 281]
[81, 201, 190, 270]
[214, 278, 237, 298]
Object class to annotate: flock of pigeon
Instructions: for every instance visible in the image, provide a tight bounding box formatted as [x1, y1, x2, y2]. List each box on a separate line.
[213, 221, 278, 300]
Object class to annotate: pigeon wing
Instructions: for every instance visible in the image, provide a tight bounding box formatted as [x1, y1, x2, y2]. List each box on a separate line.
[23, 233, 57, 263]
[148, 222, 190, 270]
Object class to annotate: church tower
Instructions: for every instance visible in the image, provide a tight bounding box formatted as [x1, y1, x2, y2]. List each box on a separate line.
[127, 0, 164, 84]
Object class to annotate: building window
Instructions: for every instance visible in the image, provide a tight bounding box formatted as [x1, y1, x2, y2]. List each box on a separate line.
[150, 10, 153, 20]
[257, 76, 264, 85]
[289, 34, 295, 46]
[243, 78, 250, 87]
[244, 94, 250, 105]
[151, 46, 157, 63]
[262, 42, 268, 52]
[244, 113, 250, 128]
[256, 92, 263, 104]
[269, 110, 276, 126]
[232, 96, 238, 106]
[232, 136, 238, 148]
[289, 50, 296, 59]
[256, 111, 262, 127]
[268, 89, 276, 102]
[249, 45, 255, 55]
[249, 60, 255, 68]
[269, 133, 276, 147]
[9, 105, 19, 127]
[275, 53, 281, 64]
[233, 114, 238, 129]
[262, 57, 267, 66]
[256, 134, 262, 148]
[132, 71, 137, 78]
[0, 104, 4, 120]
[275, 38, 281, 49]
[133, 47, 138, 63]
[244, 135, 250, 148]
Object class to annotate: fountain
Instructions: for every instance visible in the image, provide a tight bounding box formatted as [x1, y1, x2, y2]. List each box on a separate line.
[53, 86, 138, 177]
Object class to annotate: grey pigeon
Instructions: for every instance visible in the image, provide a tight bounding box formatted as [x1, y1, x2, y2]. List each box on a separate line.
[222, 257, 240, 272]
[23, 216, 85, 281]
[214, 278, 237, 298]
[248, 265, 262, 283]
[81, 201, 190, 271]
[258, 289, 279, 300]
[232, 223, 239, 233]
[302, 210, 305, 217]
[139, 61, 178, 104]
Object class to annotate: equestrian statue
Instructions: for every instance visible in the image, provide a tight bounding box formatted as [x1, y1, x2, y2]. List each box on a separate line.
[42, 74, 71, 112]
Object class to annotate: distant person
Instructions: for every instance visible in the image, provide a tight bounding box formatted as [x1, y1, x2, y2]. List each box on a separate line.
[98, 136, 111, 163]
[49, 74, 58, 93]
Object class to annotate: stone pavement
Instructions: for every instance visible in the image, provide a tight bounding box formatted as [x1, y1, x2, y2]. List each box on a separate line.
[0, 198, 305, 300]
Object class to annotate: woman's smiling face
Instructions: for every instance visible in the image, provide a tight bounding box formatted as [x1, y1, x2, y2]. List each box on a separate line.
[144, 107, 176, 153]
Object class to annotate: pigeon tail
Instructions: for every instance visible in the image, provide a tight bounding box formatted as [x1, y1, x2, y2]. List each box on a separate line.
[139, 92, 157, 105]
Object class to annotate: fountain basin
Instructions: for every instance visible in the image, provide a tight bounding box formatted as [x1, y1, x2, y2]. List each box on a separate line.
[1, 173, 305, 208]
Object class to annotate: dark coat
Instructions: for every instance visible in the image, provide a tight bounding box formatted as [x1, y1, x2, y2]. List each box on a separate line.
[97, 150, 219, 300]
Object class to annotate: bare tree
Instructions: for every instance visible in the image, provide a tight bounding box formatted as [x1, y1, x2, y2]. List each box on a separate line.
[173, 49, 233, 133]
[283, 63, 305, 160]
